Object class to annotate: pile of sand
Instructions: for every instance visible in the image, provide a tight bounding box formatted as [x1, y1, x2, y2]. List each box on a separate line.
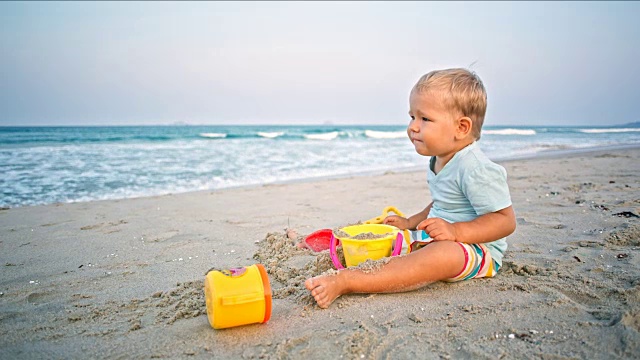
[333, 228, 394, 240]
[252, 230, 396, 303]
[253, 231, 337, 303]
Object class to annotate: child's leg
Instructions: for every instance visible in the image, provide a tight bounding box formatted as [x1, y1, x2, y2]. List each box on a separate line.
[305, 241, 466, 308]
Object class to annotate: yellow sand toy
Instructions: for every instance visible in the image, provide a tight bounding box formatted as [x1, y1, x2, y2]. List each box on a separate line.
[363, 206, 412, 253]
[330, 206, 412, 269]
[204, 264, 272, 329]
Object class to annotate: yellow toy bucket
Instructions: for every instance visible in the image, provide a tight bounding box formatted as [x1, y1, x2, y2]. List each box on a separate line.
[364, 206, 412, 253]
[330, 224, 403, 269]
[204, 264, 272, 329]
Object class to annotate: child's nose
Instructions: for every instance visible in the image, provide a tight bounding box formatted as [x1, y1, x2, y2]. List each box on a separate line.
[408, 119, 419, 133]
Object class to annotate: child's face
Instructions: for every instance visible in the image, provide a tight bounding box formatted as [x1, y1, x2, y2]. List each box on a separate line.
[407, 90, 459, 157]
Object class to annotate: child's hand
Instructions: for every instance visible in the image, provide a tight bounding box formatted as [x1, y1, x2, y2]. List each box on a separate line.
[417, 218, 458, 242]
[383, 215, 409, 230]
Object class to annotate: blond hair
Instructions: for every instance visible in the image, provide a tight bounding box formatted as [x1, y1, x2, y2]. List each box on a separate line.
[412, 68, 487, 140]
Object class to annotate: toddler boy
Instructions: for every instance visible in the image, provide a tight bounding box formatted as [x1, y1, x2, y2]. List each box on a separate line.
[305, 68, 516, 308]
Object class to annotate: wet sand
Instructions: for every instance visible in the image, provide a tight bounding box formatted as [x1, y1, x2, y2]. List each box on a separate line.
[1, 146, 639, 359]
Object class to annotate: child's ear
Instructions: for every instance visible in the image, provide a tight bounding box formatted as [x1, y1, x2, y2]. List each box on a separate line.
[455, 117, 472, 139]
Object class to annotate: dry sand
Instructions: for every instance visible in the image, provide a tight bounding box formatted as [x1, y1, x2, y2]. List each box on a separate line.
[1, 146, 639, 359]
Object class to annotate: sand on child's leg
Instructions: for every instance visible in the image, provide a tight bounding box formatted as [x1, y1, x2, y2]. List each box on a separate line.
[305, 241, 466, 308]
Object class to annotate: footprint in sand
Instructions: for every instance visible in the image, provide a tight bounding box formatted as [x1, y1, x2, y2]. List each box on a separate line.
[26, 291, 55, 305]
[80, 220, 128, 232]
[80, 223, 103, 230]
[606, 223, 640, 247]
[40, 220, 72, 227]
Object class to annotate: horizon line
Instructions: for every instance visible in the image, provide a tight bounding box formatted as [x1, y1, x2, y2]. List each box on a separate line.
[0, 122, 638, 128]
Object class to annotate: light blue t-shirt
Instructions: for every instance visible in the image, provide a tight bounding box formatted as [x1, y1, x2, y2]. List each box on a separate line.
[422, 142, 512, 266]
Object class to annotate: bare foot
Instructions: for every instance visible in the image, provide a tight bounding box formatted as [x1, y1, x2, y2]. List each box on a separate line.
[285, 228, 298, 240]
[304, 273, 347, 309]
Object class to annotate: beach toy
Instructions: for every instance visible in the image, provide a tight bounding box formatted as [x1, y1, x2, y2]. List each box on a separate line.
[364, 206, 412, 253]
[204, 264, 272, 330]
[330, 224, 403, 269]
[303, 228, 338, 252]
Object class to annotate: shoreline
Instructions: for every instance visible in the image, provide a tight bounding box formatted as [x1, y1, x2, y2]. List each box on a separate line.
[1, 145, 639, 358]
[268, 142, 640, 188]
[4, 142, 640, 210]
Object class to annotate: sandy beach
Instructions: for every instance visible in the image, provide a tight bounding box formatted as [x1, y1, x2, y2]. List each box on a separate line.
[1, 146, 639, 359]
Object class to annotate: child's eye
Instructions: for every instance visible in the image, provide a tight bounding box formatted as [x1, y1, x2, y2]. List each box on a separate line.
[409, 116, 415, 121]
[422, 117, 431, 122]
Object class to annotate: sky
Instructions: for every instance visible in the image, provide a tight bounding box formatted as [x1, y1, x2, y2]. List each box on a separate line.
[1, 1, 639, 127]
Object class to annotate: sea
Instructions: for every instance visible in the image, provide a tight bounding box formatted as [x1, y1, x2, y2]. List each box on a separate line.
[1, 124, 639, 208]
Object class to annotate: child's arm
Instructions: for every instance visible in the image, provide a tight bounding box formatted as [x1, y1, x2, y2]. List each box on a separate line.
[384, 202, 433, 230]
[417, 205, 516, 244]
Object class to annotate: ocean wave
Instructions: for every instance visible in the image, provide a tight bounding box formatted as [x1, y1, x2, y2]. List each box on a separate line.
[257, 131, 284, 139]
[579, 128, 640, 134]
[364, 130, 406, 139]
[199, 132, 227, 139]
[484, 129, 537, 136]
[303, 131, 339, 140]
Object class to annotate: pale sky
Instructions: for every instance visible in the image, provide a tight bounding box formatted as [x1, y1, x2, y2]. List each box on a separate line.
[1, 1, 639, 126]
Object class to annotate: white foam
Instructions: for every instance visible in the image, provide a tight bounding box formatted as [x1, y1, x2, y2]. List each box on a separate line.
[579, 128, 640, 134]
[303, 131, 339, 140]
[257, 131, 284, 139]
[199, 132, 227, 139]
[364, 130, 406, 139]
[5, 124, 640, 208]
[484, 129, 537, 136]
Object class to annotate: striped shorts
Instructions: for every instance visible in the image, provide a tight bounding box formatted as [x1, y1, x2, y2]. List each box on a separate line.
[410, 231, 500, 282]
[445, 242, 499, 282]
